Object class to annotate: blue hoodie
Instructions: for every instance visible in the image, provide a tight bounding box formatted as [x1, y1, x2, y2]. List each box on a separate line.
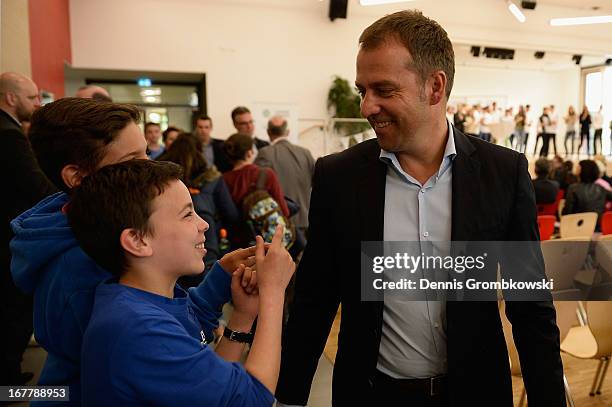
[10, 192, 230, 405]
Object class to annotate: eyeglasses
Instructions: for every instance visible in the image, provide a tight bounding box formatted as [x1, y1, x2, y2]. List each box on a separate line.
[236, 120, 254, 126]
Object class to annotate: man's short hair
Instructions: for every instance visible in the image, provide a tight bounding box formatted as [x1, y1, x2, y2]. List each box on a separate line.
[144, 122, 160, 132]
[358, 10, 455, 99]
[535, 158, 550, 178]
[268, 118, 288, 137]
[29, 98, 141, 192]
[67, 159, 183, 276]
[196, 114, 213, 125]
[231, 106, 251, 122]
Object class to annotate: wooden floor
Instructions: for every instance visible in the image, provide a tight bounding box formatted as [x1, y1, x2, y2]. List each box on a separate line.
[323, 310, 612, 406]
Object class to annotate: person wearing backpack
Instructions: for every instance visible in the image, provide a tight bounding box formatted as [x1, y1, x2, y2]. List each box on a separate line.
[158, 133, 240, 287]
[223, 134, 292, 248]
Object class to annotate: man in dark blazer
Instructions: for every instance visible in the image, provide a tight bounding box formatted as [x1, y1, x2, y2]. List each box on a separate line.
[194, 115, 233, 173]
[231, 106, 269, 150]
[0, 72, 57, 385]
[276, 11, 564, 407]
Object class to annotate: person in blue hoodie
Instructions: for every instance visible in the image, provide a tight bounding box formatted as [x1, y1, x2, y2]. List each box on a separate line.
[10, 98, 257, 405]
[66, 159, 294, 406]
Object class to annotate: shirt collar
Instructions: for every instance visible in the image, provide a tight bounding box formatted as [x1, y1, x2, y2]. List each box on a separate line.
[0, 108, 21, 126]
[271, 136, 289, 145]
[379, 118, 457, 177]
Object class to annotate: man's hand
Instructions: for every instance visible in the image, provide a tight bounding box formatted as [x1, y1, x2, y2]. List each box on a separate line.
[231, 264, 259, 320]
[219, 246, 257, 275]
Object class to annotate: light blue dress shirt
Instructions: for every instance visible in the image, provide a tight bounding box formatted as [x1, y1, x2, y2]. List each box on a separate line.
[376, 121, 456, 379]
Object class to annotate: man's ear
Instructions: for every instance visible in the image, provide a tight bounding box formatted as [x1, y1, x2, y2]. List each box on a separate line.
[429, 71, 447, 106]
[61, 165, 86, 189]
[120, 229, 153, 258]
[5, 91, 18, 107]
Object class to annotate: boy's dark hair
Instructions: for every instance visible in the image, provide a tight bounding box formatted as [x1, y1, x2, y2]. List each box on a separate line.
[224, 133, 253, 164]
[231, 106, 250, 122]
[578, 160, 599, 184]
[359, 10, 455, 99]
[29, 98, 141, 192]
[144, 122, 160, 132]
[67, 160, 183, 276]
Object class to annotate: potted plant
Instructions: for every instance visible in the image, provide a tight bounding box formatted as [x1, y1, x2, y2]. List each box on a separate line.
[327, 76, 371, 137]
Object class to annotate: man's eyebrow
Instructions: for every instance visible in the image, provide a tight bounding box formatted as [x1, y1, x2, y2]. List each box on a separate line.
[179, 202, 194, 214]
[356, 80, 398, 88]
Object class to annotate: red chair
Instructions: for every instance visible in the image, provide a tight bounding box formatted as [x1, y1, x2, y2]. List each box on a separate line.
[601, 212, 612, 235]
[537, 215, 556, 241]
[537, 190, 564, 217]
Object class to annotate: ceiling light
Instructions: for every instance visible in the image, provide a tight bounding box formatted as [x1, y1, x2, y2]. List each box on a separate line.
[508, 1, 526, 23]
[359, 0, 415, 6]
[550, 15, 612, 26]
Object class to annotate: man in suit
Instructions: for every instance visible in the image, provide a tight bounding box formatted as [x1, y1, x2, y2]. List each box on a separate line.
[276, 10, 564, 407]
[0, 72, 57, 385]
[231, 106, 269, 150]
[194, 114, 232, 173]
[256, 116, 315, 233]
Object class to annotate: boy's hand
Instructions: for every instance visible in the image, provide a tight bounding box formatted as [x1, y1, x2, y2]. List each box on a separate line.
[255, 226, 296, 297]
[219, 244, 271, 275]
[231, 264, 259, 320]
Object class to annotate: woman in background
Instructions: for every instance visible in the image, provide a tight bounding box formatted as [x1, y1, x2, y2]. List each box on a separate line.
[579, 106, 592, 157]
[564, 106, 577, 156]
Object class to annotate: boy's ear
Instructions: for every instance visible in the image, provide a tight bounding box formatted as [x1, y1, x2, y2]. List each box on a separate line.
[61, 165, 86, 189]
[120, 229, 153, 258]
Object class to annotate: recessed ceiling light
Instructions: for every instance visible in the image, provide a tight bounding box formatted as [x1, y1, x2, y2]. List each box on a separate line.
[507, 1, 526, 23]
[550, 15, 612, 26]
[359, 0, 416, 6]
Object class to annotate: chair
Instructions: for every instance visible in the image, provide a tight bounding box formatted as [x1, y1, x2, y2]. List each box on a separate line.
[573, 234, 612, 288]
[537, 190, 565, 217]
[541, 237, 590, 295]
[537, 215, 556, 241]
[558, 199, 566, 219]
[601, 212, 612, 235]
[500, 301, 576, 406]
[559, 212, 598, 239]
[561, 301, 612, 397]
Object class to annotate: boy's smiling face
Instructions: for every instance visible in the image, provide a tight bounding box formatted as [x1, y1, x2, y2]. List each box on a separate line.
[145, 180, 209, 277]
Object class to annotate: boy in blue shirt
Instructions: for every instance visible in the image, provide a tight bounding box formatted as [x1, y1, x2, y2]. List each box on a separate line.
[66, 159, 295, 406]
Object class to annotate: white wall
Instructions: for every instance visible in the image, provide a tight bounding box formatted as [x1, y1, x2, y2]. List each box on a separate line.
[69, 0, 588, 145]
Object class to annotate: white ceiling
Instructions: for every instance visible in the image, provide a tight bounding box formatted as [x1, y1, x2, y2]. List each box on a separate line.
[539, 0, 612, 12]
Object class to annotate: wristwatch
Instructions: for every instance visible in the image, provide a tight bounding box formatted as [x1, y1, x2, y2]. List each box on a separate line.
[223, 327, 254, 344]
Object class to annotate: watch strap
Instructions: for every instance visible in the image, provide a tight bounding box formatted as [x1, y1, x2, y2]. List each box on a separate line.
[223, 326, 253, 344]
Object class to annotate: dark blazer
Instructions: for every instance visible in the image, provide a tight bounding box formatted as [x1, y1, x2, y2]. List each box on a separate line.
[1, 109, 57, 283]
[210, 138, 232, 173]
[0, 108, 21, 132]
[276, 128, 564, 406]
[254, 137, 269, 150]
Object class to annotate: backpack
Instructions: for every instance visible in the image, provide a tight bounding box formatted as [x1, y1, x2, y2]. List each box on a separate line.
[242, 169, 295, 249]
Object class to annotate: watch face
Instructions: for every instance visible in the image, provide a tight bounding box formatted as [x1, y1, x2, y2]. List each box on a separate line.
[200, 330, 207, 346]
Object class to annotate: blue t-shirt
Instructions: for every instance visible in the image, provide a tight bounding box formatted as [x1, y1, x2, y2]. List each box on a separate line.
[81, 263, 274, 406]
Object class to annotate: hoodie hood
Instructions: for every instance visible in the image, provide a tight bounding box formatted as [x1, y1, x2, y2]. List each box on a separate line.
[10, 192, 77, 294]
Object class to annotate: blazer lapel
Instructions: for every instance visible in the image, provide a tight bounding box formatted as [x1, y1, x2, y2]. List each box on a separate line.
[357, 141, 386, 243]
[355, 141, 387, 328]
[451, 129, 480, 241]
